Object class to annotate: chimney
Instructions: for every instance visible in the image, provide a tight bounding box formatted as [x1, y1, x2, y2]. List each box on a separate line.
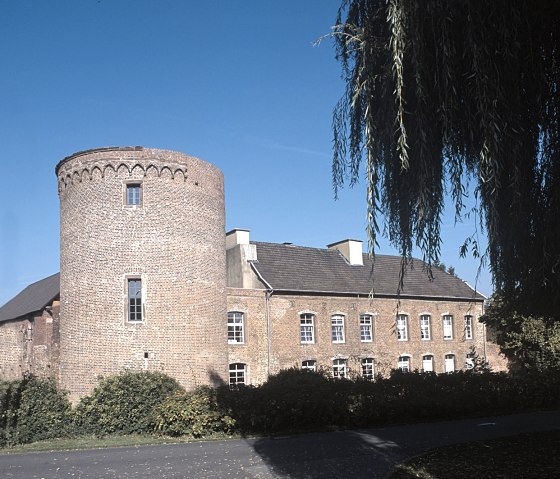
[226, 228, 250, 250]
[225, 228, 258, 288]
[327, 239, 364, 266]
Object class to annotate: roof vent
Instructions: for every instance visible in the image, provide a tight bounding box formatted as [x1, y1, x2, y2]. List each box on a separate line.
[327, 239, 364, 266]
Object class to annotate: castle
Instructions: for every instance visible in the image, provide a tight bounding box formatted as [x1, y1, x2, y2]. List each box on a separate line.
[0, 147, 505, 402]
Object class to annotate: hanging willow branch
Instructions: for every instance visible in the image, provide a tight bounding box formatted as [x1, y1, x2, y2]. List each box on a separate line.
[332, 0, 560, 317]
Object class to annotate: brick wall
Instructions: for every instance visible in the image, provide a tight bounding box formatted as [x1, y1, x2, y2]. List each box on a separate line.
[227, 288, 505, 385]
[57, 147, 228, 402]
[0, 302, 59, 380]
[0, 318, 30, 379]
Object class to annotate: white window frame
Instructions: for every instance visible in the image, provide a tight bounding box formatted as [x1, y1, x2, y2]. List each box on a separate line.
[360, 314, 373, 342]
[397, 314, 408, 341]
[464, 315, 474, 340]
[227, 311, 244, 344]
[445, 354, 455, 373]
[443, 315, 453, 340]
[331, 314, 345, 343]
[422, 354, 434, 372]
[302, 360, 316, 372]
[300, 313, 315, 344]
[333, 358, 347, 378]
[229, 363, 246, 386]
[465, 353, 475, 370]
[362, 358, 375, 380]
[398, 355, 411, 372]
[420, 314, 431, 340]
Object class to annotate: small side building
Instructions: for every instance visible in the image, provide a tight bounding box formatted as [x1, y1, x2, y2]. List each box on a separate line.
[0, 273, 60, 380]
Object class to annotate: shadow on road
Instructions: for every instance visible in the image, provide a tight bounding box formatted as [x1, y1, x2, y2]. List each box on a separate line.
[247, 429, 403, 479]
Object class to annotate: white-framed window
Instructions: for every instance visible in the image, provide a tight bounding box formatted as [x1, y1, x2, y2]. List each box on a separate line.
[126, 183, 142, 206]
[397, 314, 408, 341]
[445, 354, 455, 373]
[333, 358, 347, 378]
[443, 315, 453, 340]
[229, 363, 246, 386]
[420, 315, 431, 340]
[398, 355, 411, 372]
[331, 314, 345, 343]
[127, 278, 143, 322]
[465, 353, 475, 370]
[362, 358, 375, 380]
[422, 354, 434, 372]
[227, 312, 244, 344]
[302, 360, 316, 372]
[300, 313, 315, 344]
[464, 315, 474, 340]
[360, 314, 373, 342]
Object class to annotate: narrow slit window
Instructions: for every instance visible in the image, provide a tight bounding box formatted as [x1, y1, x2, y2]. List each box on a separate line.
[128, 278, 142, 322]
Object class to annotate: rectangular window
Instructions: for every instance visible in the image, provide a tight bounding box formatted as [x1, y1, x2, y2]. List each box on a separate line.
[443, 315, 453, 340]
[465, 353, 475, 370]
[362, 358, 375, 380]
[302, 360, 316, 372]
[227, 312, 244, 344]
[420, 315, 431, 340]
[398, 355, 410, 372]
[331, 314, 345, 343]
[445, 354, 455, 373]
[464, 315, 473, 340]
[300, 313, 315, 344]
[333, 358, 347, 378]
[127, 278, 142, 322]
[422, 354, 434, 372]
[229, 363, 246, 386]
[126, 183, 142, 206]
[360, 314, 373, 342]
[397, 314, 408, 341]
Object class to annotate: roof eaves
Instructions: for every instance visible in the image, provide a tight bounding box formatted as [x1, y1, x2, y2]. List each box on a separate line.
[270, 288, 485, 302]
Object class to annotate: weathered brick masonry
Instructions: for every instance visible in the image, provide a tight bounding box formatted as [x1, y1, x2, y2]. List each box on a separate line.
[56, 147, 228, 401]
[227, 290, 486, 383]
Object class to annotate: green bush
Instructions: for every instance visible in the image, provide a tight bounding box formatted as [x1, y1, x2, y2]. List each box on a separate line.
[15, 377, 73, 444]
[74, 371, 183, 436]
[218, 368, 350, 434]
[0, 375, 73, 446]
[0, 379, 26, 446]
[154, 386, 235, 437]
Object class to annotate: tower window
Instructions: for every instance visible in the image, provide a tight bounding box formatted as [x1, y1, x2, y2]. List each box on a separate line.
[126, 183, 142, 206]
[127, 278, 142, 322]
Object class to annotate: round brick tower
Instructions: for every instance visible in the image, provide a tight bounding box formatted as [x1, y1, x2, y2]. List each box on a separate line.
[56, 147, 228, 401]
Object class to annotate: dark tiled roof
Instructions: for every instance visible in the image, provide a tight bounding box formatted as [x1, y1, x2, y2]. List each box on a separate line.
[251, 242, 484, 301]
[0, 273, 60, 323]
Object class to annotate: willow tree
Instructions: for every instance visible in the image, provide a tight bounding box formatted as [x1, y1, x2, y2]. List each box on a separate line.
[332, 0, 560, 319]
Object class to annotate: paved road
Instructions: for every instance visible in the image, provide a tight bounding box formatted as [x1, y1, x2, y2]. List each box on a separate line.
[1, 410, 559, 479]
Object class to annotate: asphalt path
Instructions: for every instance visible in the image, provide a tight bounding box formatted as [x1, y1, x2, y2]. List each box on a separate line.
[1, 410, 559, 479]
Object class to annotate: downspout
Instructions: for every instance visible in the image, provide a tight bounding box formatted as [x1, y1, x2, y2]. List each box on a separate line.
[250, 262, 274, 379]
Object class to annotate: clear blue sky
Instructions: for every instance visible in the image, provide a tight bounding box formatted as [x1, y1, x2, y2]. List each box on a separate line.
[0, 0, 491, 306]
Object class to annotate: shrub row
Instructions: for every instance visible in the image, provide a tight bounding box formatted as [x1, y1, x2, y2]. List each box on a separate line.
[217, 368, 560, 434]
[1, 368, 559, 446]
